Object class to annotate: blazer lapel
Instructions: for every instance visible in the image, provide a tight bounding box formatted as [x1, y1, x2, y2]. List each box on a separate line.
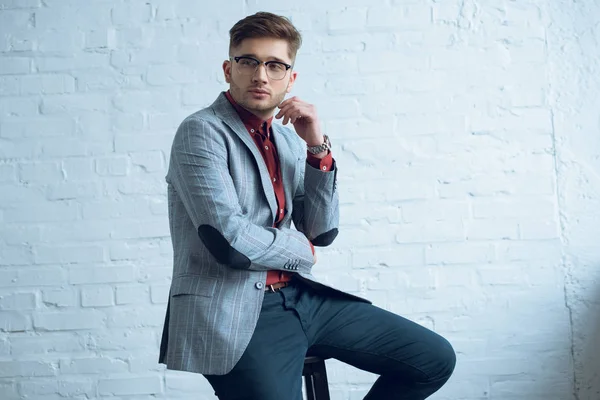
[210, 93, 277, 222]
[271, 123, 299, 223]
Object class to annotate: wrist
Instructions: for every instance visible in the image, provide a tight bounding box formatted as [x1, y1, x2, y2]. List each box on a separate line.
[305, 134, 324, 147]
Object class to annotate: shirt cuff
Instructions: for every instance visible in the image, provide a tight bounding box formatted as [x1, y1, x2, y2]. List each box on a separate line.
[306, 150, 334, 171]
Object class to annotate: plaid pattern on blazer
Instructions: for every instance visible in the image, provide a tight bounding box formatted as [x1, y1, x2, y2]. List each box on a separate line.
[158, 92, 369, 375]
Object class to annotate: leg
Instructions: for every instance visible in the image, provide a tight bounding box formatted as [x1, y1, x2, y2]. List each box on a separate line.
[203, 289, 308, 400]
[304, 289, 456, 399]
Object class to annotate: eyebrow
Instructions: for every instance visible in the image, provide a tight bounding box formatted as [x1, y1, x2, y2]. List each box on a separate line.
[238, 53, 290, 64]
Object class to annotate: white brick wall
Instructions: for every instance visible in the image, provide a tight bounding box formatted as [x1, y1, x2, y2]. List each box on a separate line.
[0, 0, 598, 399]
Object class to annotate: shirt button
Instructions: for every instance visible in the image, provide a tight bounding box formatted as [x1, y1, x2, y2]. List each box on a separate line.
[272, 177, 276, 182]
[255, 282, 264, 290]
[322, 166, 327, 171]
[280, 209, 283, 214]
[250, 129, 255, 133]
[265, 145, 269, 150]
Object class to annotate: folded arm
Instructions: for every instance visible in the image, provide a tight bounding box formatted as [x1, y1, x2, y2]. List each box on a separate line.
[170, 117, 315, 273]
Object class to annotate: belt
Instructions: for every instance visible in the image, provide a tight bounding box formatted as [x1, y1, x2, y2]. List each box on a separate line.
[265, 281, 290, 292]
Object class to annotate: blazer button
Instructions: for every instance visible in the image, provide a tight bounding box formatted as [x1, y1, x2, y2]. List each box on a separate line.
[255, 282, 264, 290]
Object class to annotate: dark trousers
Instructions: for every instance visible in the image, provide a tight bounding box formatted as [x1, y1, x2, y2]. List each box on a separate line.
[204, 278, 456, 400]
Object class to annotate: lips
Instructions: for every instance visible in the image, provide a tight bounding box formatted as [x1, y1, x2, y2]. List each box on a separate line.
[248, 88, 270, 95]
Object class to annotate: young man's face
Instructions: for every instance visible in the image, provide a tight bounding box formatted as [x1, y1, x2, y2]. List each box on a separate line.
[223, 37, 297, 119]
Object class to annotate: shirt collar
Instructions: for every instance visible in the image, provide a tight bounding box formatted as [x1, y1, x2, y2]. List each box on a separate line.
[224, 90, 273, 135]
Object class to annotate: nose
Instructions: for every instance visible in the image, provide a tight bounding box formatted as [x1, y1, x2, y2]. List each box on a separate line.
[252, 63, 269, 83]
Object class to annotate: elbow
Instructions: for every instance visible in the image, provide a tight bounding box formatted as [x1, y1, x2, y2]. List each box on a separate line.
[197, 225, 252, 269]
[311, 228, 339, 247]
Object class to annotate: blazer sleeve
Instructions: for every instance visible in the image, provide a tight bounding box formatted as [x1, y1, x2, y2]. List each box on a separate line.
[291, 151, 340, 247]
[168, 117, 315, 273]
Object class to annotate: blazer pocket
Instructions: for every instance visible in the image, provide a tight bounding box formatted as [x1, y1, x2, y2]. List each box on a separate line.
[170, 274, 218, 298]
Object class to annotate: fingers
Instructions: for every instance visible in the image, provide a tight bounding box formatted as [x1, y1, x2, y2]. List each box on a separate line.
[278, 104, 305, 125]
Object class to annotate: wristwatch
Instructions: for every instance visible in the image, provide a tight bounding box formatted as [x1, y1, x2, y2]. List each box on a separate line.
[307, 134, 331, 155]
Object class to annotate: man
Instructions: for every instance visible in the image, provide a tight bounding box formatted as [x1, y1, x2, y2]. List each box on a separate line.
[159, 11, 456, 400]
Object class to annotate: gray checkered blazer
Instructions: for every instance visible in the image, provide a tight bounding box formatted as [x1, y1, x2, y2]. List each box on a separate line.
[158, 92, 369, 376]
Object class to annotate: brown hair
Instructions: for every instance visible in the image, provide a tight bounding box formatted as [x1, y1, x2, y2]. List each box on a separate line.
[229, 12, 302, 62]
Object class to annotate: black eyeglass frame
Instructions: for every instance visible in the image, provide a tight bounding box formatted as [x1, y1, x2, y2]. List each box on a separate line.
[230, 56, 293, 80]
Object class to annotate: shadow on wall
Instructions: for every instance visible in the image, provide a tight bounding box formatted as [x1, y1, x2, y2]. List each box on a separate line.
[569, 262, 600, 400]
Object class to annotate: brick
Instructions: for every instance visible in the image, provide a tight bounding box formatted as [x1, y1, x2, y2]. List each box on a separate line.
[0, 361, 55, 378]
[0, 311, 32, 332]
[59, 356, 127, 374]
[110, 218, 170, 240]
[35, 5, 110, 31]
[0, 164, 16, 183]
[395, 113, 467, 135]
[0, 76, 20, 96]
[85, 28, 117, 49]
[0, 382, 18, 399]
[150, 284, 169, 304]
[0, 267, 65, 288]
[0, 97, 38, 117]
[69, 265, 135, 285]
[81, 285, 114, 307]
[519, 220, 560, 240]
[352, 246, 424, 269]
[425, 242, 495, 265]
[401, 200, 469, 223]
[0, 185, 45, 207]
[46, 181, 101, 200]
[42, 288, 79, 307]
[466, 219, 520, 240]
[106, 307, 164, 328]
[367, 5, 432, 29]
[33, 310, 105, 331]
[34, 244, 104, 264]
[61, 158, 95, 181]
[130, 150, 165, 172]
[112, 112, 144, 132]
[11, 334, 85, 355]
[4, 202, 78, 223]
[82, 199, 151, 220]
[0, 292, 36, 310]
[115, 284, 149, 305]
[57, 379, 94, 397]
[0, 117, 76, 139]
[98, 376, 162, 396]
[40, 220, 113, 243]
[0, 0, 40, 8]
[496, 240, 563, 262]
[472, 198, 556, 219]
[358, 50, 428, 73]
[40, 93, 110, 114]
[0, 57, 30, 74]
[0, 244, 34, 265]
[95, 156, 130, 176]
[327, 8, 367, 31]
[114, 133, 173, 152]
[147, 64, 198, 85]
[18, 380, 58, 396]
[115, 176, 168, 195]
[20, 74, 76, 95]
[396, 220, 465, 243]
[90, 329, 157, 351]
[111, 2, 152, 25]
[18, 161, 63, 183]
[40, 137, 112, 157]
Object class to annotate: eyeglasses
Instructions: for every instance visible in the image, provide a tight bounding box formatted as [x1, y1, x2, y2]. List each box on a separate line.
[230, 56, 292, 80]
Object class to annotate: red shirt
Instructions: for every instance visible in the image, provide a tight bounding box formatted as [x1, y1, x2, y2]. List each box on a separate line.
[224, 91, 333, 285]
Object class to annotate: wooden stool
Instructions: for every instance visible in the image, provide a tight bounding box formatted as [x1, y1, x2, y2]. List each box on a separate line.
[303, 356, 330, 400]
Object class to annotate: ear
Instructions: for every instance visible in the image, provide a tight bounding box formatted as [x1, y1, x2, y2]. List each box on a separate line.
[223, 60, 232, 84]
[286, 70, 298, 93]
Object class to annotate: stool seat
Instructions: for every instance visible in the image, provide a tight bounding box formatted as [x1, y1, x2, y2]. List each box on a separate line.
[303, 356, 330, 400]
